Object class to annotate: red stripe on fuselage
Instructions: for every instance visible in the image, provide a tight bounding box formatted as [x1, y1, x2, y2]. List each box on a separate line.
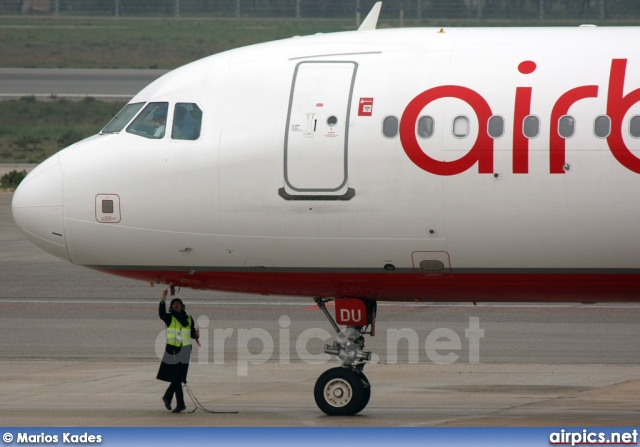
[97, 269, 640, 302]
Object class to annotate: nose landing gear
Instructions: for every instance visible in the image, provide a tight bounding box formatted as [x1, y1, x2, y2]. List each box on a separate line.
[313, 298, 376, 416]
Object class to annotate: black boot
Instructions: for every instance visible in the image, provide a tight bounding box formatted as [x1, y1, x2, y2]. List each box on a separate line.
[172, 404, 186, 413]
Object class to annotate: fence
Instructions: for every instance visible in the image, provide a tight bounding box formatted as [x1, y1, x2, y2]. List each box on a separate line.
[5, 0, 640, 21]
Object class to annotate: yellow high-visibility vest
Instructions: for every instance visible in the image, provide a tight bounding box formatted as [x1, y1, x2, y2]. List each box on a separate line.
[166, 315, 192, 347]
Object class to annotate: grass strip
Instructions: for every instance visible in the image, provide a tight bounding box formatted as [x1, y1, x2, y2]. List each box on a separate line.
[0, 96, 125, 163]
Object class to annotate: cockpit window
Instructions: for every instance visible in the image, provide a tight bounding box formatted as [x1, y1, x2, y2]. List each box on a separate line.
[101, 102, 145, 134]
[172, 103, 202, 140]
[126, 102, 169, 139]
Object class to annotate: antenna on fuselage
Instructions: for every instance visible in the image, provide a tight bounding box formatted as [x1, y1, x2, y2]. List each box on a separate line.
[358, 1, 382, 31]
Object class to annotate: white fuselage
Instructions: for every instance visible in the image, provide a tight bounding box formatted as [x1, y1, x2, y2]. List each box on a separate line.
[12, 27, 640, 301]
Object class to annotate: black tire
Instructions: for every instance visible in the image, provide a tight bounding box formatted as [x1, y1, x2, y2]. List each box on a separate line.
[314, 367, 368, 416]
[354, 371, 371, 414]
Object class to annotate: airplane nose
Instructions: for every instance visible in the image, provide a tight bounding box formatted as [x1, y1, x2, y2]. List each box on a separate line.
[12, 154, 70, 262]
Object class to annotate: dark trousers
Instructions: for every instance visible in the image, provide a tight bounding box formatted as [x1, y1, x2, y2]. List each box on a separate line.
[163, 379, 184, 407]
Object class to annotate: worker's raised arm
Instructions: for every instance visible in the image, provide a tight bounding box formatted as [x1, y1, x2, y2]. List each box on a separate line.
[158, 289, 172, 325]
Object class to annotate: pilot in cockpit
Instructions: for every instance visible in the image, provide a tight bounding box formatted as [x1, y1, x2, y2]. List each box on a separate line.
[150, 103, 168, 138]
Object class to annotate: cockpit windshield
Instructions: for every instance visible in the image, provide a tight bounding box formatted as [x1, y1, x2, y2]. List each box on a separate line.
[101, 102, 145, 134]
[100, 101, 203, 141]
[126, 102, 169, 139]
[172, 103, 202, 141]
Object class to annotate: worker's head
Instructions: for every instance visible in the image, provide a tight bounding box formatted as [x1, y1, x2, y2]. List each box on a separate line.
[170, 298, 185, 313]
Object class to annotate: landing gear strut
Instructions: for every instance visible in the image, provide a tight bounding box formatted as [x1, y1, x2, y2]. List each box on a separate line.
[313, 297, 376, 416]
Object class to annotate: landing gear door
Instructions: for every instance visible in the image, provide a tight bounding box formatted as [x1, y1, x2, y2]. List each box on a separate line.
[280, 61, 357, 201]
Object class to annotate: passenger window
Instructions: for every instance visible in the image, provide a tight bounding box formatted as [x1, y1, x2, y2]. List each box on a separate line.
[101, 102, 145, 134]
[630, 116, 640, 138]
[417, 116, 434, 139]
[453, 116, 469, 138]
[126, 102, 169, 139]
[382, 116, 399, 138]
[558, 115, 575, 139]
[523, 115, 540, 138]
[172, 103, 202, 141]
[594, 115, 611, 138]
[488, 115, 504, 138]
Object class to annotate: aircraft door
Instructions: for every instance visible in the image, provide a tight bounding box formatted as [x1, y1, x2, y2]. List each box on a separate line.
[279, 61, 357, 200]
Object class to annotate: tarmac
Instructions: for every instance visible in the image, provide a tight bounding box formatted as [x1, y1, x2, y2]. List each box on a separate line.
[3, 361, 640, 427]
[0, 69, 167, 101]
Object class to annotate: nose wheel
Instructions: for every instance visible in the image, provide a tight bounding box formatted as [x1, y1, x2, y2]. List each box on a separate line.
[313, 298, 376, 416]
[314, 367, 371, 416]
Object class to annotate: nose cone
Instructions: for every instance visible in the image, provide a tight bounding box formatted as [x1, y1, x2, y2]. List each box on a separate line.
[12, 155, 70, 262]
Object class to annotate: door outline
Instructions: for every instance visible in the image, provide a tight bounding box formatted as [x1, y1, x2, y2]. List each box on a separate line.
[279, 60, 357, 201]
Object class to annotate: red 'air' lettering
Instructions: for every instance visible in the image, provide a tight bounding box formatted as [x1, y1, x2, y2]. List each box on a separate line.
[607, 59, 640, 174]
[550, 85, 598, 173]
[400, 58, 640, 176]
[518, 60, 537, 75]
[513, 86, 533, 173]
[400, 85, 494, 176]
[513, 61, 537, 174]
